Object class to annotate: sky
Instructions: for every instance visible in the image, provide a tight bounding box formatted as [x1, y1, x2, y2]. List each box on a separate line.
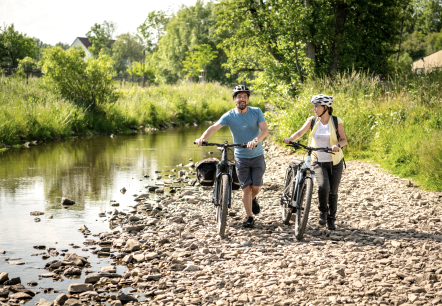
[0, 0, 198, 46]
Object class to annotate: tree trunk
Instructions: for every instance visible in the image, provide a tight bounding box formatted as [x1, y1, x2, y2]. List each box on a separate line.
[329, 2, 348, 74]
[305, 0, 316, 61]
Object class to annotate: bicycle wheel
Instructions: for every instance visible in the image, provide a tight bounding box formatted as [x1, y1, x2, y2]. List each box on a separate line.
[216, 174, 230, 237]
[281, 166, 295, 225]
[295, 177, 313, 240]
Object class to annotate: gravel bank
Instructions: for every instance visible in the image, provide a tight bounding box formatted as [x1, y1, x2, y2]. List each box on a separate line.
[1, 142, 442, 306]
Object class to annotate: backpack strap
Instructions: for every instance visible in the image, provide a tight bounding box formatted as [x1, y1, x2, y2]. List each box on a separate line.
[331, 115, 340, 140]
[310, 116, 318, 131]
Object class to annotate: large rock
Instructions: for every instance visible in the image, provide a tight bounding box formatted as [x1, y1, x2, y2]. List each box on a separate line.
[37, 298, 54, 306]
[0, 288, 8, 298]
[61, 197, 75, 205]
[10, 292, 32, 299]
[84, 274, 101, 283]
[3, 277, 21, 285]
[0, 272, 8, 284]
[116, 293, 138, 303]
[124, 239, 141, 252]
[64, 299, 81, 306]
[68, 283, 93, 293]
[54, 293, 68, 305]
[64, 253, 87, 266]
[101, 266, 116, 273]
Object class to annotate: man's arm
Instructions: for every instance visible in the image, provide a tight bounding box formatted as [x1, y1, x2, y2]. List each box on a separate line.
[247, 121, 269, 149]
[195, 123, 223, 146]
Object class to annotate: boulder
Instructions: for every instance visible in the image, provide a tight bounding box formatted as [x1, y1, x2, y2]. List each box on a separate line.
[3, 277, 21, 285]
[68, 283, 93, 294]
[84, 274, 101, 283]
[61, 197, 75, 205]
[0, 272, 8, 284]
[124, 239, 141, 252]
[101, 266, 116, 273]
[64, 253, 87, 266]
[37, 298, 54, 306]
[116, 293, 138, 303]
[10, 292, 32, 299]
[64, 299, 81, 306]
[54, 293, 69, 305]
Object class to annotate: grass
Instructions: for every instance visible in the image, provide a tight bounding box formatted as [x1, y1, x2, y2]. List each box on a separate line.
[266, 70, 442, 191]
[0, 77, 265, 146]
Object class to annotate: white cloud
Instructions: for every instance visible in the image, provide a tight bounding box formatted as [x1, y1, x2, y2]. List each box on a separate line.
[0, 0, 198, 45]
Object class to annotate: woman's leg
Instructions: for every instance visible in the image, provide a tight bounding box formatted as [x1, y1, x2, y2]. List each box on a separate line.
[313, 162, 331, 225]
[327, 160, 344, 224]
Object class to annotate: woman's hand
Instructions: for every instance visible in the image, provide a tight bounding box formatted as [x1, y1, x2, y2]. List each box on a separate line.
[283, 137, 292, 144]
[331, 145, 340, 152]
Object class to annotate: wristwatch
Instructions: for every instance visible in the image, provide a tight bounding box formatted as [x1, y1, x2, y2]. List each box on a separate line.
[253, 138, 258, 143]
[337, 144, 341, 148]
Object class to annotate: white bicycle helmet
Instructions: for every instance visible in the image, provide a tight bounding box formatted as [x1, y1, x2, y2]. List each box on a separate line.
[310, 94, 333, 107]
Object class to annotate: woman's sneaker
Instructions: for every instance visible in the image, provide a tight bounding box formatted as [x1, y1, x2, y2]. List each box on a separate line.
[242, 216, 255, 228]
[252, 198, 260, 215]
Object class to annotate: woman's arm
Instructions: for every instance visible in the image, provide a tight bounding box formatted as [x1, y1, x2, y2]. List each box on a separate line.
[331, 123, 347, 152]
[283, 119, 312, 144]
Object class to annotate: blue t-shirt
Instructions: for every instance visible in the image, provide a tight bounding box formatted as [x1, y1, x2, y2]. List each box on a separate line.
[217, 107, 266, 158]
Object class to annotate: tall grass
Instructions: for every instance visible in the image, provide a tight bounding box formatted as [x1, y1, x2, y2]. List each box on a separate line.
[267, 70, 442, 191]
[0, 77, 264, 146]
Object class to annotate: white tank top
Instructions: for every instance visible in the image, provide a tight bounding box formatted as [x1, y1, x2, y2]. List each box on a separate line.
[314, 121, 333, 162]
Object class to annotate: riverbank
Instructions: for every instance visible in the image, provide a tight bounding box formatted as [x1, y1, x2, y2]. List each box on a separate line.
[266, 71, 442, 191]
[1, 141, 441, 306]
[0, 77, 264, 151]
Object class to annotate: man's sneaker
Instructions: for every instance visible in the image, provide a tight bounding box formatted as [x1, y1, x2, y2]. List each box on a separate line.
[252, 198, 260, 215]
[242, 216, 255, 228]
[327, 219, 336, 231]
[319, 211, 327, 226]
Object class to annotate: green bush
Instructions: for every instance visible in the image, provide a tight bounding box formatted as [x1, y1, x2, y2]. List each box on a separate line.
[41, 46, 121, 113]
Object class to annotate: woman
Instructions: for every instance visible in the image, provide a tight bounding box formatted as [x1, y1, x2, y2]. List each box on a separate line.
[283, 94, 347, 230]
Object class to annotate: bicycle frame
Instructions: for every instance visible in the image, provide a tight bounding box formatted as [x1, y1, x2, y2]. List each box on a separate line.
[291, 153, 315, 210]
[213, 145, 234, 207]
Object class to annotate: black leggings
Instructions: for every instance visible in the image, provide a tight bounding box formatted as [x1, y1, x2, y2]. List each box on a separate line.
[313, 160, 344, 220]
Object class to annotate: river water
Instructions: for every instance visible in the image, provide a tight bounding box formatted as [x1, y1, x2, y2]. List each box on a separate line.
[0, 125, 233, 303]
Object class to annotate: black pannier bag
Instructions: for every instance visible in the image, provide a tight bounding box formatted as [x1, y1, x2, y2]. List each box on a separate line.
[196, 158, 218, 186]
[229, 162, 241, 190]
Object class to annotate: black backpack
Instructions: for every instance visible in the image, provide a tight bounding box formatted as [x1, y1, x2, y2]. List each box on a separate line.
[195, 158, 218, 186]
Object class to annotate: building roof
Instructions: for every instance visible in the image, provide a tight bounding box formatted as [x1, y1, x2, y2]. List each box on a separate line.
[412, 48, 442, 63]
[73, 37, 116, 50]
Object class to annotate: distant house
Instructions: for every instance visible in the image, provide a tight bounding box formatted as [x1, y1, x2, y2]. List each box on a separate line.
[412, 49, 442, 73]
[70, 37, 93, 59]
[70, 37, 115, 59]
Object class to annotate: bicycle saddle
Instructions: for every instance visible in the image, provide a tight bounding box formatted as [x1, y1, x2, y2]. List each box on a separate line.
[290, 159, 304, 166]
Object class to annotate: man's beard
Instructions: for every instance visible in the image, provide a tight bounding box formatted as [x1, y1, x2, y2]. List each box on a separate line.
[237, 102, 247, 110]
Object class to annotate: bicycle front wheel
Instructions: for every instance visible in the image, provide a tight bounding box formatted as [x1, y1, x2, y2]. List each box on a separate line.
[281, 166, 295, 225]
[216, 174, 230, 237]
[295, 177, 313, 240]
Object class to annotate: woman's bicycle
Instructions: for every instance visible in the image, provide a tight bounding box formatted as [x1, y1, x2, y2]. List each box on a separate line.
[281, 141, 333, 240]
[194, 141, 246, 237]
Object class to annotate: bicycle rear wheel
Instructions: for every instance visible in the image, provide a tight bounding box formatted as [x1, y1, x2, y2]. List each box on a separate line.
[216, 174, 230, 237]
[295, 177, 313, 240]
[281, 166, 295, 225]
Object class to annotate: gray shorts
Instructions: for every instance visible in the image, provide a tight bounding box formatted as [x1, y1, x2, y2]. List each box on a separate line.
[234, 154, 266, 189]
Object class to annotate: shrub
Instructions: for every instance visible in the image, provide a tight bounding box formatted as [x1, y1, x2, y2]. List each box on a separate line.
[41, 46, 121, 113]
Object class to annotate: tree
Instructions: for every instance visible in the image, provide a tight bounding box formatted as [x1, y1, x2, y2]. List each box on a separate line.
[55, 42, 70, 50]
[182, 44, 218, 78]
[126, 60, 156, 85]
[111, 33, 144, 73]
[0, 24, 39, 66]
[215, 0, 407, 99]
[137, 11, 170, 50]
[412, 0, 442, 34]
[152, 0, 233, 84]
[86, 21, 118, 57]
[41, 46, 120, 113]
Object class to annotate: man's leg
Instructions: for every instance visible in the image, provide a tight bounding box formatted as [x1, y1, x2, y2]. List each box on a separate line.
[251, 185, 261, 200]
[242, 185, 253, 217]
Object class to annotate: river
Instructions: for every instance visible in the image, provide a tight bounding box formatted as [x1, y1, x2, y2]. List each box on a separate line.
[0, 125, 233, 304]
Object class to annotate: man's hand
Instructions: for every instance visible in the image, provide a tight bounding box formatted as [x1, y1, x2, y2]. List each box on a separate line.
[247, 139, 258, 150]
[195, 138, 206, 147]
[331, 145, 340, 152]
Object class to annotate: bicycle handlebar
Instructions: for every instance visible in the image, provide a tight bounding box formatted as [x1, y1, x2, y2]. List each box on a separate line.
[194, 141, 247, 148]
[287, 141, 333, 153]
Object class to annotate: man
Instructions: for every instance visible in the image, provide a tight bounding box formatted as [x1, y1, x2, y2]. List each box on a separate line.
[195, 85, 268, 228]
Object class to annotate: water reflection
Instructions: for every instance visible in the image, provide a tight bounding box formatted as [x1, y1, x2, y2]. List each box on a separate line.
[0, 125, 232, 303]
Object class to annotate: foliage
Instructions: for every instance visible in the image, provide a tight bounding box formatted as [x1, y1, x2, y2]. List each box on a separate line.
[112, 33, 144, 73]
[17, 56, 41, 72]
[137, 11, 170, 50]
[126, 60, 156, 85]
[86, 21, 118, 57]
[411, 0, 442, 34]
[41, 46, 120, 113]
[215, 0, 407, 99]
[151, 0, 234, 84]
[0, 78, 264, 145]
[0, 24, 39, 66]
[55, 42, 70, 50]
[182, 44, 218, 78]
[267, 70, 442, 191]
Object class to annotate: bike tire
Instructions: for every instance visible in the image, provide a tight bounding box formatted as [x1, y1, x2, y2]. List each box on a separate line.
[281, 166, 295, 225]
[295, 177, 313, 240]
[217, 174, 230, 237]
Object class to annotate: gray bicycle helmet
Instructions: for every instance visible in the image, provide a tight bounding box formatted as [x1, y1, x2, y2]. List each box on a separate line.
[232, 85, 251, 98]
[310, 94, 333, 107]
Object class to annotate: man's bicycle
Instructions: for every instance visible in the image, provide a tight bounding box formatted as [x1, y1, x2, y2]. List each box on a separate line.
[281, 141, 333, 240]
[194, 141, 246, 237]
